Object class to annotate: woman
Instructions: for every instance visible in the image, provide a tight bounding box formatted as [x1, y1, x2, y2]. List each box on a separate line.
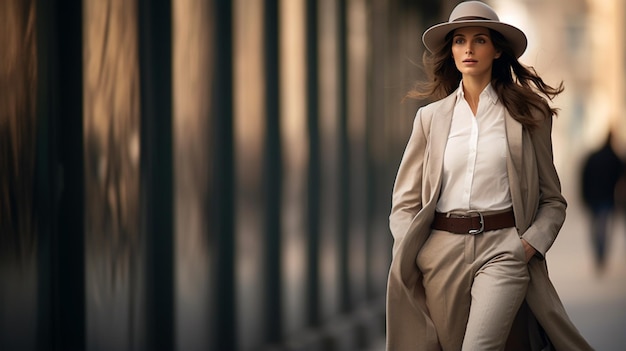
[386, 1, 593, 350]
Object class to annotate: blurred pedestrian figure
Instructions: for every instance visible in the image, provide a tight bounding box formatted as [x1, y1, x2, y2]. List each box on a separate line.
[581, 131, 624, 272]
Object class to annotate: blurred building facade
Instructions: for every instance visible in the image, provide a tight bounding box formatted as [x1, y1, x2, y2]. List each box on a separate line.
[0, 0, 438, 350]
[2, 0, 625, 351]
[492, 0, 626, 165]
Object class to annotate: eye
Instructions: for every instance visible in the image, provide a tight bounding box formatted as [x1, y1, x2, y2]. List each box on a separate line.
[454, 38, 465, 44]
[476, 37, 487, 44]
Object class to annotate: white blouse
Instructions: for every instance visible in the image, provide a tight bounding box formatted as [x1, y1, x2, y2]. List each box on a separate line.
[436, 82, 512, 213]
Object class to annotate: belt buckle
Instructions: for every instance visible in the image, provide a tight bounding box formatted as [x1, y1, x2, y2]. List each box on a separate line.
[468, 212, 484, 235]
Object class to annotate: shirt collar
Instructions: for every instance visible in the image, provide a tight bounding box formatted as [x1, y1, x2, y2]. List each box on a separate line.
[455, 80, 499, 105]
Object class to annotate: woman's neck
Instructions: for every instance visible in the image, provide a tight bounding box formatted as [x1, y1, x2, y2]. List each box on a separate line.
[462, 76, 491, 116]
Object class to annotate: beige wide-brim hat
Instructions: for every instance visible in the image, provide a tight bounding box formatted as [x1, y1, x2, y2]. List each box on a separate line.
[422, 1, 527, 58]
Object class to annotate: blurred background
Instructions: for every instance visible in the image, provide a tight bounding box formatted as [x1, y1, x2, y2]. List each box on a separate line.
[0, 0, 624, 350]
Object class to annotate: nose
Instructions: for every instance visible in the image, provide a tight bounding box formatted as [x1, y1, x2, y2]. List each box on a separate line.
[465, 44, 473, 54]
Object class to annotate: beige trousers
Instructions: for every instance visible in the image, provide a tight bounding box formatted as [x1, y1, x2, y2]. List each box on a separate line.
[417, 226, 530, 351]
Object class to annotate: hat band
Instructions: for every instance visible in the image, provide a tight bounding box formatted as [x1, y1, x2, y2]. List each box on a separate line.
[453, 16, 492, 22]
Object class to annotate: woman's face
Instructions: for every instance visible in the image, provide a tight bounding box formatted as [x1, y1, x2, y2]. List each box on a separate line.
[451, 26, 501, 80]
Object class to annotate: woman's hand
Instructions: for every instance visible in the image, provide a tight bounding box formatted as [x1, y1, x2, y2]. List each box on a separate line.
[520, 238, 537, 263]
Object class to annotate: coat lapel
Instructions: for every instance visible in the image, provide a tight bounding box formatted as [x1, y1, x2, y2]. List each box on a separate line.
[504, 112, 525, 228]
[505, 112, 523, 176]
[425, 94, 455, 202]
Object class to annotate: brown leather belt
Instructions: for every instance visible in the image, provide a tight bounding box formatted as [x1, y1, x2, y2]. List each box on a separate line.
[432, 209, 515, 235]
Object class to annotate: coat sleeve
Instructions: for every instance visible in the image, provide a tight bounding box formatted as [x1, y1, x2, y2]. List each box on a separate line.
[521, 116, 567, 258]
[389, 108, 429, 256]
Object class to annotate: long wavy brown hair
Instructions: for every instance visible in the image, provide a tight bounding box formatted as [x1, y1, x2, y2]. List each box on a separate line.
[407, 29, 564, 131]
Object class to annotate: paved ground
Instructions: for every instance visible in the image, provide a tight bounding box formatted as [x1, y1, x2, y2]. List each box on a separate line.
[547, 188, 626, 351]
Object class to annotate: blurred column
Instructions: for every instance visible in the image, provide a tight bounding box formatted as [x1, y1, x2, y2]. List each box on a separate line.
[346, 0, 368, 309]
[137, 0, 174, 349]
[366, 0, 392, 302]
[82, 1, 143, 349]
[0, 1, 39, 350]
[337, 0, 370, 315]
[48, 0, 87, 349]
[263, 0, 284, 345]
[318, 0, 341, 323]
[233, 0, 267, 349]
[305, 0, 322, 329]
[172, 0, 214, 350]
[337, 0, 351, 315]
[36, 0, 54, 348]
[280, 0, 309, 340]
[210, 0, 237, 350]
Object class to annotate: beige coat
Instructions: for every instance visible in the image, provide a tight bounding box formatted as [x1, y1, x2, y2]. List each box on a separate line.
[386, 92, 593, 350]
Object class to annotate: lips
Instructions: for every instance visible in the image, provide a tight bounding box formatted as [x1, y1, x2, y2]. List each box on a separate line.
[463, 59, 477, 63]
